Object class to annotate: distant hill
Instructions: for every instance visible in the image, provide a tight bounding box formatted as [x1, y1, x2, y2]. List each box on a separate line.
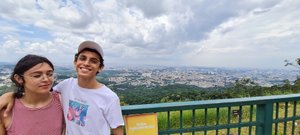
[0, 62, 13, 65]
[55, 66, 75, 74]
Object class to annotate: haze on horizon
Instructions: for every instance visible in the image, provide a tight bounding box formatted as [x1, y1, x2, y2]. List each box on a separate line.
[0, 0, 299, 69]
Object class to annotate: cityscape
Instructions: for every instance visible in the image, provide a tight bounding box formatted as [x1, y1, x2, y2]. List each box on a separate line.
[0, 64, 298, 90]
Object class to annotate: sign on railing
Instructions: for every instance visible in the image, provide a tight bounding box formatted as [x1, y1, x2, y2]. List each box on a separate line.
[125, 113, 158, 135]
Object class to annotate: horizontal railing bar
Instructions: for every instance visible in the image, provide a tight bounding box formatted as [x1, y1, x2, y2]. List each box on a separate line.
[273, 116, 300, 123]
[122, 94, 300, 114]
[158, 122, 259, 134]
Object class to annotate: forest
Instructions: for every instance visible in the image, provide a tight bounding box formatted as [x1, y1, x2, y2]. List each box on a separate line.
[113, 77, 300, 106]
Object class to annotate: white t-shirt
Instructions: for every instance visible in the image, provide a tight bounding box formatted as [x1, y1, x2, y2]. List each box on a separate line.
[53, 78, 124, 135]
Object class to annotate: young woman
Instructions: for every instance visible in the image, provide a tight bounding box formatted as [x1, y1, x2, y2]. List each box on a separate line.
[0, 54, 64, 135]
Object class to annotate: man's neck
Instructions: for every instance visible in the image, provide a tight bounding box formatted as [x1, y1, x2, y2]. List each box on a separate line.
[77, 77, 101, 89]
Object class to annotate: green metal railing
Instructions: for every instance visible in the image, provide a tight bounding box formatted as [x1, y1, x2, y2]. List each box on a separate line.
[122, 94, 300, 135]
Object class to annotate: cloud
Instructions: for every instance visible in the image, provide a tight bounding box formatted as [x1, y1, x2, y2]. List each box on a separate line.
[0, 0, 299, 69]
[123, 0, 167, 18]
[182, 0, 300, 68]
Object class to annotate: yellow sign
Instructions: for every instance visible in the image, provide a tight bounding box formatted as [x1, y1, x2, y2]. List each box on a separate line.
[125, 113, 158, 135]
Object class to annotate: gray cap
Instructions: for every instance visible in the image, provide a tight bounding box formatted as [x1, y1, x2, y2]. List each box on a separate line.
[78, 41, 104, 58]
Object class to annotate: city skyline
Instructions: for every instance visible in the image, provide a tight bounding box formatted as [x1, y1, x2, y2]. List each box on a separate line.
[0, 0, 300, 69]
[0, 64, 298, 88]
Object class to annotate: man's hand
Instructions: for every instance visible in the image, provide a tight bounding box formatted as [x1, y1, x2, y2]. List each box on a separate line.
[113, 126, 124, 135]
[0, 92, 14, 117]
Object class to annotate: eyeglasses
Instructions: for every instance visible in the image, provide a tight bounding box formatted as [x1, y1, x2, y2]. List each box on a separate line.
[77, 55, 100, 65]
[20, 72, 57, 82]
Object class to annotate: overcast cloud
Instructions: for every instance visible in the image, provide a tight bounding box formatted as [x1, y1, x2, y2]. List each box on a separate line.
[0, 0, 299, 69]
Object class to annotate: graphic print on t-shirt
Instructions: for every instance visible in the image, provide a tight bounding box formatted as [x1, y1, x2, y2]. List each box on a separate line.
[68, 100, 89, 126]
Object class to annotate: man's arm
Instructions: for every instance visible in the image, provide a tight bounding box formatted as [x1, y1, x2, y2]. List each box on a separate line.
[0, 92, 14, 117]
[0, 121, 6, 135]
[112, 126, 124, 135]
[0, 110, 7, 135]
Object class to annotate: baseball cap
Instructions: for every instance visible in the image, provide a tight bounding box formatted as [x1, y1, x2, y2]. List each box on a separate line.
[78, 41, 104, 58]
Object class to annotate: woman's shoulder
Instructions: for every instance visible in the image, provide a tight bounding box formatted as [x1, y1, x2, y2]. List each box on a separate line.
[51, 91, 62, 101]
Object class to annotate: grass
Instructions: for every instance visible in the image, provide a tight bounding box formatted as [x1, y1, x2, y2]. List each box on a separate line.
[155, 102, 300, 135]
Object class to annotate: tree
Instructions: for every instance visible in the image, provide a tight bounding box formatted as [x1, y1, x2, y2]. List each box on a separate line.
[284, 58, 300, 71]
[284, 57, 300, 93]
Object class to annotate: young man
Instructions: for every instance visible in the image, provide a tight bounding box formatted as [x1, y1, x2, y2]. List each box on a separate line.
[0, 41, 124, 135]
[54, 41, 124, 135]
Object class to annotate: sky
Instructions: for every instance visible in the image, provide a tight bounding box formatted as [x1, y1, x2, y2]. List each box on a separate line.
[0, 0, 299, 69]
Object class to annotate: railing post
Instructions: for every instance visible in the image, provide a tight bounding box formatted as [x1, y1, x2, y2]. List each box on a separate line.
[256, 103, 273, 135]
